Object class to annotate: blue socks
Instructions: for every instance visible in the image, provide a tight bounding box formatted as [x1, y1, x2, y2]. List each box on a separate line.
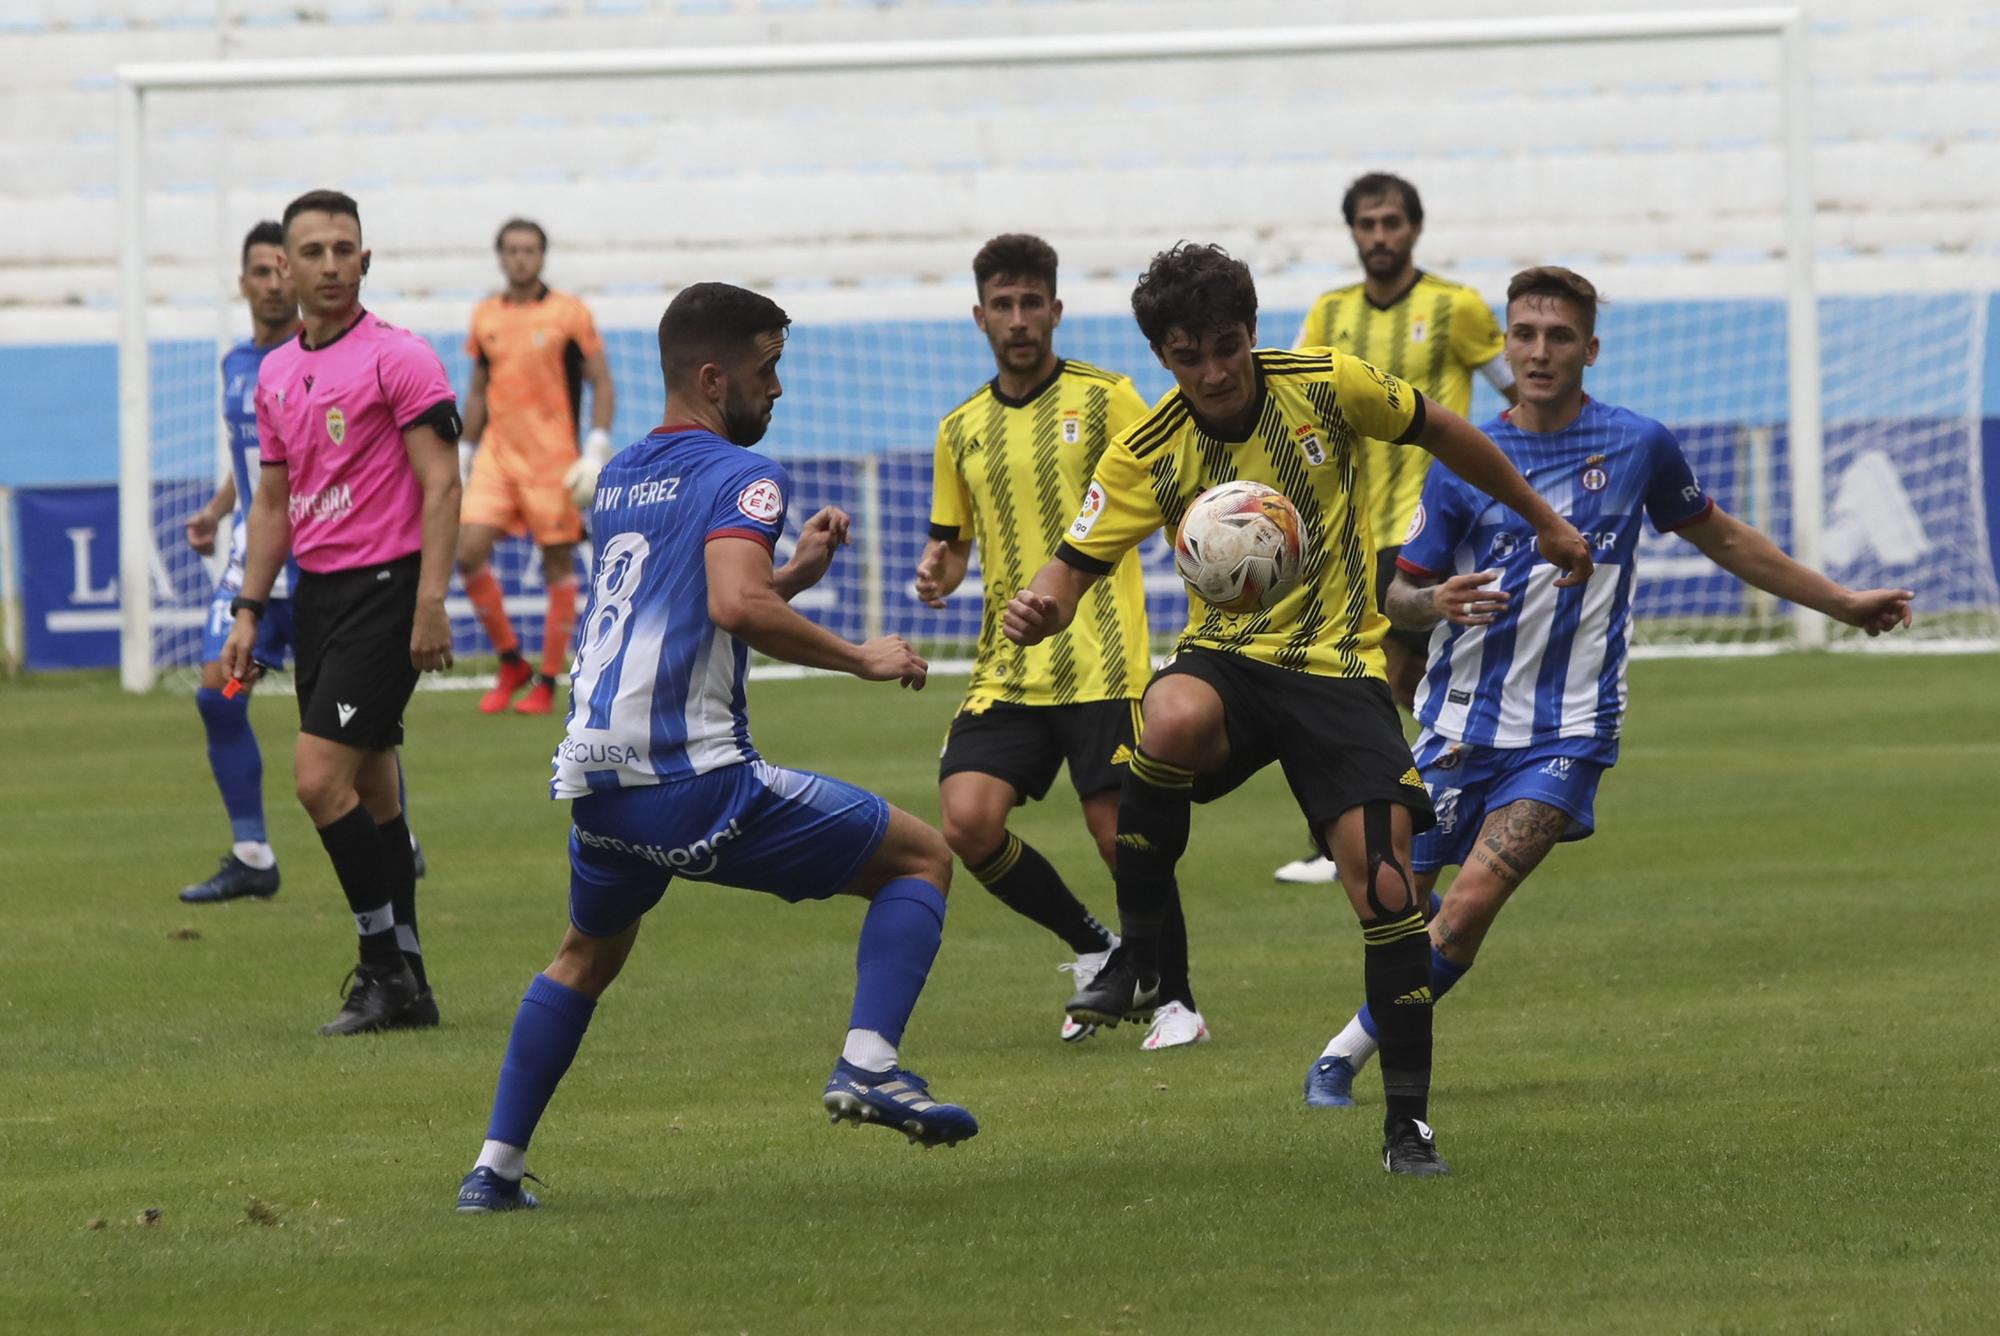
[485, 973, 597, 1150]
[1358, 944, 1471, 1041]
[196, 685, 265, 844]
[848, 878, 947, 1045]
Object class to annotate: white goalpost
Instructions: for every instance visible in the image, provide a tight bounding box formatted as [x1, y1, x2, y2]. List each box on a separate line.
[113, 8, 1995, 690]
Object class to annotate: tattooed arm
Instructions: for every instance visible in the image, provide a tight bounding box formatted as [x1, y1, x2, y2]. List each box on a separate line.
[1384, 569, 1512, 633]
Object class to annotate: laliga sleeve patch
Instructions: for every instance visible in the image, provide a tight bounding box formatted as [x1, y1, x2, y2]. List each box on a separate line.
[1403, 501, 1427, 544]
[737, 478, 784, 523]
[1069, 481, 1107, 540]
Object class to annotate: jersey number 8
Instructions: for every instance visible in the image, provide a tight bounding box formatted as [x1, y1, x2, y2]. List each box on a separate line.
[573, 532, 652, 733]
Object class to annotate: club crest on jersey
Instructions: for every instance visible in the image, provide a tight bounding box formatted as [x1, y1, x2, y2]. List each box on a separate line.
[737, 478, 783, 523]
[1061, 411, 1082, 445]
[1490, 532, 1519, 559]
[1410, 317, 1429, 344]
[1294, 423, 1326, 466]
[1581, 454, 1608, 492]
[1069, 481, 1107, 540]
[324, 407, 345, 445]
[1404, 501, 1427, 543]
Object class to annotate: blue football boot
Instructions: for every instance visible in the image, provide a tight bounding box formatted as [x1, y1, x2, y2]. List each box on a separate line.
[1303, 1054, 1357, 1108]
[178, 854, 280, 904]
[822, 1058, 979, 1148]
[455, 1166, 541, 1213]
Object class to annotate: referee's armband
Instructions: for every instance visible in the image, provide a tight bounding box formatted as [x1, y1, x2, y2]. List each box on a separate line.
[403, 398, 464, 442]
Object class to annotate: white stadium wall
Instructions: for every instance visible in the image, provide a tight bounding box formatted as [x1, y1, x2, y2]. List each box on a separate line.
[1, 0, 1996, 676]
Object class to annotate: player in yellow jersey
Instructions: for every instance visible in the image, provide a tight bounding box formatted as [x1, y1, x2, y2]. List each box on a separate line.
[1275, 172, 1521, 885]
[457, 218, 617, 716]
[1004, 243, 1592, 1174]
[915, 235, 1205, 1049]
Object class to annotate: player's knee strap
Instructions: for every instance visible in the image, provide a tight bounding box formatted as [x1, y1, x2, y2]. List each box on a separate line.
[1362, 801, 1417, 920]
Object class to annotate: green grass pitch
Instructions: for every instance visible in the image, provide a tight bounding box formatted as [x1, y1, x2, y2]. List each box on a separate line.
[2, 654, 1995, 1334]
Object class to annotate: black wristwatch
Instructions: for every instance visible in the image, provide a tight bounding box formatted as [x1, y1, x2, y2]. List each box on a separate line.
[229, 596, 266, 621]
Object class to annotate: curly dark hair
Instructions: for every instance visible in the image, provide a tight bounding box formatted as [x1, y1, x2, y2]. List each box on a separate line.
[1341, 172, 1423, 227]
[658, 282, 792, 387]
[972, 233, 1058, 299]
[1129, 242, 1258, 350]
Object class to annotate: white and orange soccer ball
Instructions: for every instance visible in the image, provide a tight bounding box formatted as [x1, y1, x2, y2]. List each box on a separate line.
[1173, 480, 1306, 614]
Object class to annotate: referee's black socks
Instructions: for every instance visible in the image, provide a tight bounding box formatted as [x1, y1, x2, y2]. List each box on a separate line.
[1113, 749, 1194, 977]
[316, 805, 402, 970]
[967, 832, 1112, 955]
[376, 811, 426, 990]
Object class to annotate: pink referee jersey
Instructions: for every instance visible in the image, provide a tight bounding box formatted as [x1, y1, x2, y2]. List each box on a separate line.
[256, 309, 458, 573]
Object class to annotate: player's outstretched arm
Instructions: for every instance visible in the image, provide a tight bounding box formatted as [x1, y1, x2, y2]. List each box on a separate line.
[1412, 401, 1594, 587]
[914, 538, 971, 609]
[186, 475, 237, 556]
[1678, 506, 1914, 635]
[1385, 569, 1510, 632]
[1003, 558, 1099, 647]
[772, 506, 851, 601]
[709, 535, 927, 689]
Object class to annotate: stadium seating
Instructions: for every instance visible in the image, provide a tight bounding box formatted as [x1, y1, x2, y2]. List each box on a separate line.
[3, 0, 1999, 342]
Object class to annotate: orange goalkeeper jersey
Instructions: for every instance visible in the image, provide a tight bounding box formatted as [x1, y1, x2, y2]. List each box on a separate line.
[466, 285, 604, 471]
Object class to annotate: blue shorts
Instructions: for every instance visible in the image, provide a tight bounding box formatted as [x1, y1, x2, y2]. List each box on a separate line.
[1410, 730, 1613, 874]
[201, 552, 295, 668]
[567, 759, 891, 937]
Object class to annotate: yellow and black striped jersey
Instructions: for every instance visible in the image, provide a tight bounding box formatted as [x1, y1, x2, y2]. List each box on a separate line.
[930, 358, 1153, 708]
[1296, 272, 1504, 551]
[1057, 348, 1424, 683]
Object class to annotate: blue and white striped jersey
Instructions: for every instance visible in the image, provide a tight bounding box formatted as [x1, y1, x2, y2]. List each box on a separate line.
[222, 337, 294, 594]
[1404, 396, 1713, 751]
[550, 427, 792, 798]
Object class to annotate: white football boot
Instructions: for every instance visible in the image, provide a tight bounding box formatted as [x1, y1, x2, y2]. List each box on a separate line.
[1273, 853, 1340, 884]
[1057, 939, 1118, 1042]
[1140, 1000, 1211, 1050]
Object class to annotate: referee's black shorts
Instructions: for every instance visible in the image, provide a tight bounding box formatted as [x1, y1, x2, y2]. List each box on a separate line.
[292, 552, 422, 751]
[1152, 646, 1434, 857]
[939, 698, 1139, 803]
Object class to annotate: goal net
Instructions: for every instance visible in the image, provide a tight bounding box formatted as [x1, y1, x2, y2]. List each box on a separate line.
[117, 13, 1998, 688]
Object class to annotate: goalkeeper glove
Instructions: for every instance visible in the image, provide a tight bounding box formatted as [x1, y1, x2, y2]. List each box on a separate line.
[457, 439, 477, 486]
[564, 428, 614, 510]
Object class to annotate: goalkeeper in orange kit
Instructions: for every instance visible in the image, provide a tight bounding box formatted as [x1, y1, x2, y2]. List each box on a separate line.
[457, 218, 617, 715]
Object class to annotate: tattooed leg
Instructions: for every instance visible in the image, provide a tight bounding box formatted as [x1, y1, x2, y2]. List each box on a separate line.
[1433, 799, 1570, 965]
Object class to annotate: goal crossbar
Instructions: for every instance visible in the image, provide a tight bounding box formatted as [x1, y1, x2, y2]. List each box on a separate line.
[113, 8, 1813, 689]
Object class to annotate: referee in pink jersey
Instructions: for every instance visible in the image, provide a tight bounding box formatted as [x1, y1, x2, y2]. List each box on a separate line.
[224, 190, 463, 1036]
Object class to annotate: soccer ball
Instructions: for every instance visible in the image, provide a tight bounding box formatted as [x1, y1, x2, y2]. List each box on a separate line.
[1174, 480, 1305, 614]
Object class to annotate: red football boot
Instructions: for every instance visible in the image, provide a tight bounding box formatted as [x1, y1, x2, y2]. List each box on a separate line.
[479, 657, 534, 714]
[514, 679, 557, 716]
